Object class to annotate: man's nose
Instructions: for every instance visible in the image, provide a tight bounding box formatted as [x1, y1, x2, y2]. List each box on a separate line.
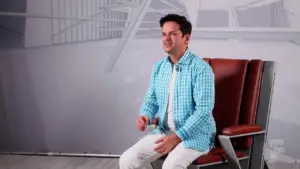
[164, 34, 171, 40]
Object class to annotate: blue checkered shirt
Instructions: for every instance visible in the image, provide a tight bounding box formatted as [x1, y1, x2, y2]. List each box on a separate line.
[140, 48, 216, 152]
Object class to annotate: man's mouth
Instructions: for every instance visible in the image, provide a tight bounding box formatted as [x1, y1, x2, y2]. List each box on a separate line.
[164, 43, 172, 47]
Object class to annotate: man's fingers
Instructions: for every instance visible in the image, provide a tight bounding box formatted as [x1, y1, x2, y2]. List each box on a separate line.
[154, 143, 164, 152]
[142, 116, 149, 124]
[138, 118, 145, 125]
[154, 137, 164, 144]
[136, 117, 148, 131]
[151, 118, 159, 125]
[136, 116, 151, 131]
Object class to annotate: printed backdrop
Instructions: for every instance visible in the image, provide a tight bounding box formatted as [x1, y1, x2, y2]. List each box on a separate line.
[0, 0, 300, 162]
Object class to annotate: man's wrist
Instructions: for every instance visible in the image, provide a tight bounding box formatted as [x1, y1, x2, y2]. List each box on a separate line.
[171, 133, 182, 143]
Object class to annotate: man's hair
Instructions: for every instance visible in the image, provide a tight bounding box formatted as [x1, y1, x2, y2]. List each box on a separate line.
[159, 14, 192, 36]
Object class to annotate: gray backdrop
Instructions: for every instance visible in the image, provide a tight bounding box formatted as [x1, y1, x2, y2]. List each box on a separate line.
[0, 0, 300, 163]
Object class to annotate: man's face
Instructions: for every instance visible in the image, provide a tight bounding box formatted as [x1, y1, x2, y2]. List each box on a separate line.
[161, 21, 189, 54]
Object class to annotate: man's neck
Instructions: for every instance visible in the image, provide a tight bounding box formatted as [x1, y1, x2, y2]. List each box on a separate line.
[169, 48, 187, 64]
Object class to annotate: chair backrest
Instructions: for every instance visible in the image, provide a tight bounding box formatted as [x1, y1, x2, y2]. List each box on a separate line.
[203, 58, 263, 150]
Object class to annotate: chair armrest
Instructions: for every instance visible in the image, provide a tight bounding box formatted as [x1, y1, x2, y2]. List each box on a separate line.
[222, 124, 263, 136]
[217, 125, 265, 169]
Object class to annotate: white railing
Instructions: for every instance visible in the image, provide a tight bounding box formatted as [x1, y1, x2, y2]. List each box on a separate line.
[0, 0, 134, 48]
[50, 0, 131, 44]
[0, 0, 299, 57]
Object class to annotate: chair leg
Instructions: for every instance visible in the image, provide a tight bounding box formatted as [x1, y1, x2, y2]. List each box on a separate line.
[150, 163, 155, 169]
[263, 160, 270, 169]
[151, 159, 163, 169]
[249, 134, 266, 169]
[218, 135, 242, 169]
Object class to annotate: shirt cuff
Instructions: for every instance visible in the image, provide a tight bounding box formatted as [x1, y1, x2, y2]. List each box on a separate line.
[176, 128, 188, 141]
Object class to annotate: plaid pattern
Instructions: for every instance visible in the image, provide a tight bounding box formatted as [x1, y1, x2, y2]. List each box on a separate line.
[140, 48, 216, 152]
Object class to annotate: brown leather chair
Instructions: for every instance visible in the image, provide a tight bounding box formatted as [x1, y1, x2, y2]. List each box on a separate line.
[151, 58, 276, 169]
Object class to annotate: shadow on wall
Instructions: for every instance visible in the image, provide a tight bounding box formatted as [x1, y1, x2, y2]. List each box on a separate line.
[0, 55, 46, 152]
[0, 72, 11, 151]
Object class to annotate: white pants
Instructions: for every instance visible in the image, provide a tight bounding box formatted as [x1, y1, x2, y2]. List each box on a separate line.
[119, 133, 209, 169]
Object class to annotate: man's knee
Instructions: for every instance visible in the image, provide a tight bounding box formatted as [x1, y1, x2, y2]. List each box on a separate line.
[119, 149, 142, 169]
[162, 161, 185, 169]
[162, 157, 188, 169]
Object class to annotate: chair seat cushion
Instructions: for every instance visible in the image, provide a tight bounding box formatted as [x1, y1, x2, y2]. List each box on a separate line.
[158, 147, 245, 165]
[192, 147, 245, 165]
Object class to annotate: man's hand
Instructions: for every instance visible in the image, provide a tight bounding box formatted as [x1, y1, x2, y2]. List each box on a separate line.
[154, 134, 182, 154]
[136, 116, 149, 131]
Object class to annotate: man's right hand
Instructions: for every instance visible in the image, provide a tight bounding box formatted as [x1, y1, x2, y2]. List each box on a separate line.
[136, 116, 149, 131]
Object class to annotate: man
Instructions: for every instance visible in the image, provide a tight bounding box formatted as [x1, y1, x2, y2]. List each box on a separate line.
[119, 14, 216, 169]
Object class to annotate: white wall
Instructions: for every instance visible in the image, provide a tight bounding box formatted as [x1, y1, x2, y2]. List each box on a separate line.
[284, 0, 300, 28]
[2, 0, 300, 162]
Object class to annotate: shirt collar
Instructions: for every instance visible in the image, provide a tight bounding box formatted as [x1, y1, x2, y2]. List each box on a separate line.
[166, 47, 192, 66]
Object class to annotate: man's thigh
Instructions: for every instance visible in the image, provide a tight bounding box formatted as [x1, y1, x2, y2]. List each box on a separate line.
[120, 133, 166, 168]
[162, 143, 209, 169]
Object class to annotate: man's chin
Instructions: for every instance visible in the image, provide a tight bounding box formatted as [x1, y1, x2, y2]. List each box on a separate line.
[163, 48, 172, 53]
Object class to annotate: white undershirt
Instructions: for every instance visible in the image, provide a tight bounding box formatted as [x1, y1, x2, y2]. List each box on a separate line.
[167, 65, 176, 131]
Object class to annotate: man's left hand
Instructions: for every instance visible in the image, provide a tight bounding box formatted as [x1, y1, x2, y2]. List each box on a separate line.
[154, 134, 182, 154]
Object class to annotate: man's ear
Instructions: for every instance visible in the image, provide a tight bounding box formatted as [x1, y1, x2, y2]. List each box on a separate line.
[186, 34, 191, 39]
[184, 34, 191, 44]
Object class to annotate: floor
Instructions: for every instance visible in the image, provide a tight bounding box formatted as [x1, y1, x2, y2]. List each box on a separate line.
[0, 154, 299, 169]
[0, 155, 121, 169]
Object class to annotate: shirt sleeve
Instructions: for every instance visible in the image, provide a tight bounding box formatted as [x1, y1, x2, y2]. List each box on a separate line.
[140, 63, 159, 124]
[176, 63, 215, 140]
